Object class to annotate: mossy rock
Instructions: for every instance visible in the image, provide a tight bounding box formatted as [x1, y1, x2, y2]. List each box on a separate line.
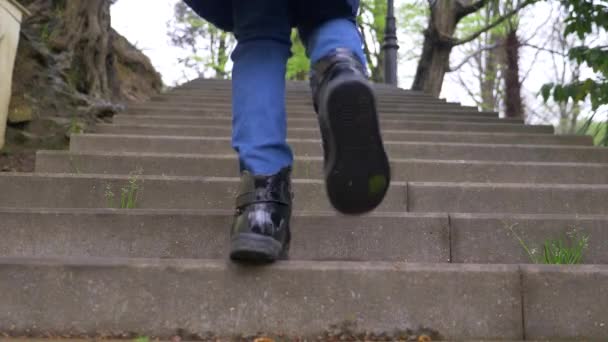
[8, 101, 33, 124]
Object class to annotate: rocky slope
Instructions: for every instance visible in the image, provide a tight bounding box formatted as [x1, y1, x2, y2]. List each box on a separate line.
[3, 0, 162, 171]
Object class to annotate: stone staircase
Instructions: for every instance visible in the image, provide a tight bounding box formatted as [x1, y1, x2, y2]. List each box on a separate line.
[1, 78, 607, 340]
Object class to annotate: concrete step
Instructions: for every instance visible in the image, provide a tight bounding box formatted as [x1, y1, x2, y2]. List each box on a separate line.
[450, 213, 608, 264]
[171, 85, 433, 96]
[150, 94, 450, 104]
[113, 115, 553, 133]
[0, 173, 404, 212]
[165, 92, 438, 103]
[0, 208, 448, 262]
[0, 257, 605, 339]
[37, 151, 608, 184]
[182, 88, 424, 97]
[142, 101, 483, 114]
[123, 108, 506, 122]
[96, 123, 592, 146]
[2, 173, 608, 214]
[408, 182, 608, 214]
[70, 134, 608, 163]
[2, 208, 606, 264]
[125, 104, 498, 118]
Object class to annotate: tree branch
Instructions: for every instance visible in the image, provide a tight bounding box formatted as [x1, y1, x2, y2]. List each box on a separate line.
[453, 0, 537, 47]
[522, 43, 568, 57]
[457, 0, 490, 20]
[449, 42, 501, 72]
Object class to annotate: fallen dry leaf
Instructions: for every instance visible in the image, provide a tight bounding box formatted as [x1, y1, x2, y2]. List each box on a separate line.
[418, 334, 432, 342]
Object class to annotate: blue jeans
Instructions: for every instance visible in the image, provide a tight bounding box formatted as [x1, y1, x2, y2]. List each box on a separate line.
[185, 0, 366, 175]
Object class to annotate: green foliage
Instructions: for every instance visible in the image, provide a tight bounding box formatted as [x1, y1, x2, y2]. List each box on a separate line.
[134, 337, 149, 342]
[168, 3, 235, 80]
[541, 0, 607, 132]
[357, 0, 388, 81]
[40, 23, 51, 44]
[579, 118, 608, 146]
[535, 234, 590, 265]
[104, 168, 143, 209]
[68, 116, 84, 136]
[286, 30, 310, 81]
[507, 224, 589, 265]
[397, 1, 428, 61]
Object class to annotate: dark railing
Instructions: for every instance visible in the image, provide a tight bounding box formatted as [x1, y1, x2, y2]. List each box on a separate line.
[383, 0, 399, 86]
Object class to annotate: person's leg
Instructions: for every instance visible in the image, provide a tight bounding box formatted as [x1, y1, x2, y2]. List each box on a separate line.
[228, 0, 293, 263]
[296, 6, 391, 215]
[231, 2, 293, 175]
[302, 18, 366, 67]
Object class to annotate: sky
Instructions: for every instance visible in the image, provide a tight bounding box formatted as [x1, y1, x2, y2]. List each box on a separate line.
[111, 0, 606, 124]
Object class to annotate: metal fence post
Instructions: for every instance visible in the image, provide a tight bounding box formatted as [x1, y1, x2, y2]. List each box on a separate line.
[383, 0, 399, 86]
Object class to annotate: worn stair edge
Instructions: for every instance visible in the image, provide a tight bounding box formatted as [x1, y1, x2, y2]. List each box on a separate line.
[36, 151, 608, 184]
[2, 173, 608, 214]
[69, 135, 608, 163]
[95, 123, 593, 146]
[112, 115, 554, 133]
[112, 114, 522, 126]
[2, 208, 608, 264]
[0, 209, 448, 262]
[0, 257, 523, 339]
[0, 173, 405, 212]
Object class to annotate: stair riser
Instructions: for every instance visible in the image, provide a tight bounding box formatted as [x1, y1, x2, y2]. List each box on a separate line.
[70, 136, 608, 163]
[125, 107, 499, 119]
[116, 114, 512, 125]
[0, 211, 449, 262]
[450, 214, 608, 264]
[149, 96, 450, 105]
[2, 174, 608, 214]
[37, 152, 608, 184]
[3, 210, 607, 264]
[122, 110, 507, 123]
[1, 258, 606, 339]
[168, 88, 434, 96]
[113, 116, 553, 133]
[0, 175, 405, 212]
[0, 259, 523, 339]
[96, 124, 592, 146]
[409, 183, 608, 215]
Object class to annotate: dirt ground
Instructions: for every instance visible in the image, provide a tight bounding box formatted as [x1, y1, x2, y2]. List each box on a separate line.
[0, 148, 36, 173]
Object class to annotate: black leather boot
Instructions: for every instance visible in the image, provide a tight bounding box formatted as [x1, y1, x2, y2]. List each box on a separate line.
[229, 167, 292, 263]
[310, 48, 391, 215]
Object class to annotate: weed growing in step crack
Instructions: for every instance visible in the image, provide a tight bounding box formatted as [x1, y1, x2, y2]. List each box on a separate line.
[505, 223, 589, 264]
[104, 167, 144, 209]
[68, 116, 85, 136]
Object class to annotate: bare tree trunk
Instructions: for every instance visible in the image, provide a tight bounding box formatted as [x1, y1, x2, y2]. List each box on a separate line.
[20, 0, 117, 99]
[45, 0, 116, 98]
[503, 29, 524, 118]
[411, 0, 460, 97]
[412, 0, 534, 97]
[480, 1, 500, 111]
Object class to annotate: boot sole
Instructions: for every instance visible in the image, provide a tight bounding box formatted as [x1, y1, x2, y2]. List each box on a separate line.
[319, 76, 391, 215]
[230, 233, 286, 263]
